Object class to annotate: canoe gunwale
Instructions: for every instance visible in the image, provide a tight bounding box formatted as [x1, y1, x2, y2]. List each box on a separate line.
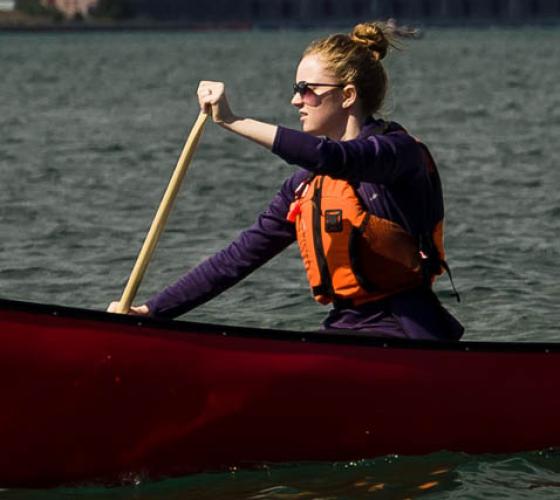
[0, 296, 558, 354]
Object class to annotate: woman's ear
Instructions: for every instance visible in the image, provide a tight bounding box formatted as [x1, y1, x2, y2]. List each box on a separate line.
[341, 84, 358, 109]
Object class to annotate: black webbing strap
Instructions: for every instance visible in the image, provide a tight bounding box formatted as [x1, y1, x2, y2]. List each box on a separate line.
[440, 259, 461, 303]
[311, 177, 335, 301]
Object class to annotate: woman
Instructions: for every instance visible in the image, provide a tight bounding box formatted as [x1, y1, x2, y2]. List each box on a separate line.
[110, 21, 463, 341]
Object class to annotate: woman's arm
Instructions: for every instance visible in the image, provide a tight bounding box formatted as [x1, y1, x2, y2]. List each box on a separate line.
[106, 180, 297, 318]
[143, 172, 306, 319]
[197, 81, 422, 185]
[198, 80, 277, 149]
[272, 125, 424, 185]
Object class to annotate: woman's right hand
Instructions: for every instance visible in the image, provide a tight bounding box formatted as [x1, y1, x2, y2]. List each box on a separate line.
[197, 80, 235, 124]
[107, 302, 150, 316]
[197, 80, 277, 150]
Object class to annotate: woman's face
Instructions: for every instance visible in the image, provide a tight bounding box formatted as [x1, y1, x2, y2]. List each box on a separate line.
[291, 54, 347, 138]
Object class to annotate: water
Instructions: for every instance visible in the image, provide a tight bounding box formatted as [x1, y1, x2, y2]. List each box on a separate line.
[0, 27, 559, 497]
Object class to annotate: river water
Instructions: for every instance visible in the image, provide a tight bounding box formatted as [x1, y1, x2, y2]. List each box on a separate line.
[0, 27, 559, 498]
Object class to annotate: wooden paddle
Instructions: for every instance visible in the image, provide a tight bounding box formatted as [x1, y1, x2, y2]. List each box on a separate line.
[115, 111, 209, 314]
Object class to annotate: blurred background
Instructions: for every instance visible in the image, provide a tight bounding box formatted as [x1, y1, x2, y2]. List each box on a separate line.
[1, 0, 560, 27]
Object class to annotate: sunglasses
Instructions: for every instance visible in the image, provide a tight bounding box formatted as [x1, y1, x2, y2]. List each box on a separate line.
[292, 81, 344, 98]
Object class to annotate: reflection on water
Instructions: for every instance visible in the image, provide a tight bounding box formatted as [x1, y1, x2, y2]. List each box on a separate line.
[6, 451, 560, 499]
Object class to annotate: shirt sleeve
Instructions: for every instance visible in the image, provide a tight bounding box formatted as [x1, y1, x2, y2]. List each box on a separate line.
[272, 125, 422, 185]
[145, 173, 303, 319]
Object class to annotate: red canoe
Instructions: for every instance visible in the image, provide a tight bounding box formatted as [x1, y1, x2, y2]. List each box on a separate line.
[0, 296, 559, 487]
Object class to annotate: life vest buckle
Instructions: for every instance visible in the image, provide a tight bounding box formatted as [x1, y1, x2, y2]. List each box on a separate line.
[325, 209, 343, 233]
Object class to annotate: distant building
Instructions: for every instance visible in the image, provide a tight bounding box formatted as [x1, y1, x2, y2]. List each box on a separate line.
[22, 0, 560, 23]
[130, 0, 373, 23]
[371, 0, 560, 20]
[130, 0, 560, 23]
[41, 0, 97, 18]
[0, 0, 15, 11]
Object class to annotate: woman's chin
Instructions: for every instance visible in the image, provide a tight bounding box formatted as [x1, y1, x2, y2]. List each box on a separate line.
[301, 121, 319, 135]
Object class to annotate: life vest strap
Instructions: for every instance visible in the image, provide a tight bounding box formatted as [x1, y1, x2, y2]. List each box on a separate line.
[418, 232, 460, 302]
[311, 176, 335, 300]
[312, 284, 330, 297]
[349, 225, 378, 294]
[440, 259, 461, 303]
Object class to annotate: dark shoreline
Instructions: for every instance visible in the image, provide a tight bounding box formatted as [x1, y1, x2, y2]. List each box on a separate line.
[0, 21, 254, 32]
[0, 18, 559, 33]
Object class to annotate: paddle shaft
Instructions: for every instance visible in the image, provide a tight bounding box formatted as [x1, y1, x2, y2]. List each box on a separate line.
[116, 111, 209, 314]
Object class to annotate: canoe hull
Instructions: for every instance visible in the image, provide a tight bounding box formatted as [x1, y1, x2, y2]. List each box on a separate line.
[0, 298, 559, 487]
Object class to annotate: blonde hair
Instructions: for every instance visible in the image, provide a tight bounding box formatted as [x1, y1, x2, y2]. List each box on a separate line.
[303, 21, 397, 116]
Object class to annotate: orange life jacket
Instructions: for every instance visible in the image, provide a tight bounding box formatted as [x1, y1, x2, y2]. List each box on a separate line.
[286, 157, 450, 308]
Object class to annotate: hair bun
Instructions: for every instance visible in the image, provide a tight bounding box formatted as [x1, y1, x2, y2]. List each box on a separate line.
[350, 22, 390, 61]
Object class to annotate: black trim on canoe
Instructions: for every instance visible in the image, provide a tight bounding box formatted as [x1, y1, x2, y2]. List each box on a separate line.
[0, 296, 559, 353]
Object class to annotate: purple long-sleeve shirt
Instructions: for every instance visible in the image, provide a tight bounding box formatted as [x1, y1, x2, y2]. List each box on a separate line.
[146, 119, 463, 340]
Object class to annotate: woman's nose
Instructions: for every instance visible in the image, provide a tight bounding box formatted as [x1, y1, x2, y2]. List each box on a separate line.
[291, 92, 303, 107]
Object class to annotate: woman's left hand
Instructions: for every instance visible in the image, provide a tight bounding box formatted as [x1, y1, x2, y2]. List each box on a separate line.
[107, 302, 150, 316]
[197, 80, 235, 124]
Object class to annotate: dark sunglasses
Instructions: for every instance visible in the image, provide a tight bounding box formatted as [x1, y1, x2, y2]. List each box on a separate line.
[292, 81, 344, 97]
